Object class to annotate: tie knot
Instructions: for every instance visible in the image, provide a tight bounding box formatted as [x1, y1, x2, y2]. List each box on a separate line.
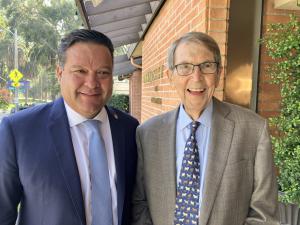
[190, 121, 200, 135]
[83, 119, 101, 133]
[191, 121, 200, 129]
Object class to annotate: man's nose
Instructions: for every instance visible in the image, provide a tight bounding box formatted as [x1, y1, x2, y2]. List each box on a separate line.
[85, 73, 99, 88]
[191, 66, 204, 81]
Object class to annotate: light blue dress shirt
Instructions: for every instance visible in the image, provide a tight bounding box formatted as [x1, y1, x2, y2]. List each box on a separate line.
[176, 101, 213, 211]
[64, 102, 118, 225]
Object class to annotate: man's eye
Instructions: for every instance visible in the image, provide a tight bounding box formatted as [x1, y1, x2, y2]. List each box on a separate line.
[182, 64, 190, 69]
[97, 71, 112, 77]
[98, 71, 109, 74]
[73, 70, 85, 74]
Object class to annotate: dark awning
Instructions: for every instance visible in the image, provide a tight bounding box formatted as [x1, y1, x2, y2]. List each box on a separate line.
[113, 54, 142, 76]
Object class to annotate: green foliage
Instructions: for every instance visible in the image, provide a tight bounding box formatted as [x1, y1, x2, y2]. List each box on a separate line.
[108, 94, 129, 113]
[262, 15, 300, 205]
[0, 12, 7, 40]
[0, 0, 83, 102]
[0, 99, 8, 109]
[0, 88, 9, 109]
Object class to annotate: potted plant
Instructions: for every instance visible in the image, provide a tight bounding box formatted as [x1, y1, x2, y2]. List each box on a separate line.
[262, 15, 300, 224]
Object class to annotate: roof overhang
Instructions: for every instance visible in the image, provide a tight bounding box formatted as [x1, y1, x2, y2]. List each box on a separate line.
[114, 54, 142, 76]
[75, 0, 165, 76]
[274, 0, 300, 10]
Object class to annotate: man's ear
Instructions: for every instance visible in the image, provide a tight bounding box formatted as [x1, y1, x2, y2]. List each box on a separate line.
[166, 69, 176, 89]
[56, 65, 63, 82]
[166, 69, 173, 81]
[215, 66, 223, 88]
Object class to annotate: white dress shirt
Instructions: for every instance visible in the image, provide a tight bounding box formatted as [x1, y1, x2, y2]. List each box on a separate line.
[64, 102, 118, 225]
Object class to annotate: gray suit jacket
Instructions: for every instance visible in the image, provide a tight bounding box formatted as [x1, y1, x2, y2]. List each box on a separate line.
[132, 98, 279, 225]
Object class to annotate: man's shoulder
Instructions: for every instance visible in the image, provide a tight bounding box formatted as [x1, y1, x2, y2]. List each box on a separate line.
[7, 101, 54, 124]
[139, 108, 177, 130]
[106, 106, 139, 126]
[0, 100, 59, 137]
[216, 99, 266, 124]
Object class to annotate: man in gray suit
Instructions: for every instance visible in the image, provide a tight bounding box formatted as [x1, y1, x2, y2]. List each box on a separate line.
[131, 32, 279, 225]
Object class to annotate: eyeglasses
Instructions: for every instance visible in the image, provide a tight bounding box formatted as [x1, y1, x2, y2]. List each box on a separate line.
[174, 62, 218, 76]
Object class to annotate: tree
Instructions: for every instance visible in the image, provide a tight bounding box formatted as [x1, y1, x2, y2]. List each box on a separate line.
[0, 0, 83, 101]
[0, 12, 10, 88]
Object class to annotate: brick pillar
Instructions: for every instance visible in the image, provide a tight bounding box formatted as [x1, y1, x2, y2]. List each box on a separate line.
[129, 69, 142, 122]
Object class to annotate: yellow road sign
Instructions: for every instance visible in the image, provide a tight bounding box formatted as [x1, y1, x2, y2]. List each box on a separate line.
[12, 82, 20, 87]
[9, 69, 23, 82]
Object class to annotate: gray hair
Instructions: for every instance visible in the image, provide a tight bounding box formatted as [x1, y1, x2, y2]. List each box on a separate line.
[57, 29, 114, 67]
[167, 32, 222, 70]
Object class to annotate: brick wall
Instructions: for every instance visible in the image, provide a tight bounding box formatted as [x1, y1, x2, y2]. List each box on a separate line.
[141, 0, 230, 122]
[207, 0, 229, 100]
[129, 69, 142, 122]
[258, 0, 300, 127]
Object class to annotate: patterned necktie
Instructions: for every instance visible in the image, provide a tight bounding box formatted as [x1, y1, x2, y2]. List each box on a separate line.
[174, 121, 200, 225]
[84, 120, 113, 225]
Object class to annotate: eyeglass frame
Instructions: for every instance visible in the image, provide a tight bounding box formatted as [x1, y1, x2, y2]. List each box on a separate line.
[173, 61, 219, 76]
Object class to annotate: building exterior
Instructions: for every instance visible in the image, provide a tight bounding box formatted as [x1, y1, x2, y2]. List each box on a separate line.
[113, 76, 129, 95]
[76, 0, 300, 125]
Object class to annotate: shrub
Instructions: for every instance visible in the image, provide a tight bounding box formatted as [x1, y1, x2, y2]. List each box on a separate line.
[262, 15, 300, 205]
[0, 89, 10, 110]
[108, 94, 129, 113]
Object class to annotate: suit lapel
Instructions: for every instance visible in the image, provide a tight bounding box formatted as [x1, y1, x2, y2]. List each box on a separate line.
[199, 98, 234, 225]
[48, 98, 85, 225]
[106, 106, 125, 224]
[159, 108, 179, 224]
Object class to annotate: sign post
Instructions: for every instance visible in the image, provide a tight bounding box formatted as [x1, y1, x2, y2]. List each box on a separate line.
[9, 68, 23, 111]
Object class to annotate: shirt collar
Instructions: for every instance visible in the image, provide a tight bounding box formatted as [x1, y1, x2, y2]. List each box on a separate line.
[64, 101, 108, 127]
[177, 100, 213, 130]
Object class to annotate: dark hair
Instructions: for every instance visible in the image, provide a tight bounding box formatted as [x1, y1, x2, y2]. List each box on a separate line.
[57, 29, 114, 67]
[167, 32, 221, 70]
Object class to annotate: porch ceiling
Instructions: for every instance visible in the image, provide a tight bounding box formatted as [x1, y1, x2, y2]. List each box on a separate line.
[75, 0, 164, 76]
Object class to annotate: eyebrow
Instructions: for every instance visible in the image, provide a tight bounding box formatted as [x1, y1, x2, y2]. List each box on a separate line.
[176, 60, 215, 65]
[70, 65, 84, 69]
[69, 65, 113, 72]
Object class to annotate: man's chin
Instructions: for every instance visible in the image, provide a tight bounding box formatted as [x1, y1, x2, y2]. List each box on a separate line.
[185, 102, 207, 114]
[81, 109, 101, 119]
[75, 103, 103, 118]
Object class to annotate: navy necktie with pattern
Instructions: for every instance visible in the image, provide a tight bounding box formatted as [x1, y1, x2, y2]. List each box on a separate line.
[84, 120, 113, 225]
[174, 121, 200, 225]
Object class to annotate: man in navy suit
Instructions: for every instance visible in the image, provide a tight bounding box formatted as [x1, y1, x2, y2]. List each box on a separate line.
[0, 29, 139, 225]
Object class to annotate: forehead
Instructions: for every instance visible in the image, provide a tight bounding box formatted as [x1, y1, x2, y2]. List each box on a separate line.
[174, 41, 214, 64]
[65, 42, 113, 65]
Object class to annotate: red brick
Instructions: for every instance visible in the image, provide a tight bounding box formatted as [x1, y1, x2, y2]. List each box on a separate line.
[185, 7, 199, 23]
[209, 20, 227, 31]
[209, 8, 228, 20]
[129, 70, 142, 122]
[139, 0, 294, 122]
[263, 14, 290, 25]
[258, 90, 281, 102]
[191, 11, 206, 29]
[209, 31, 227, 44]
[257, 111, 280, 119]
[257, 101, 281, 112]
[264, 0, 300, 15]
[210, 0, 228, 7]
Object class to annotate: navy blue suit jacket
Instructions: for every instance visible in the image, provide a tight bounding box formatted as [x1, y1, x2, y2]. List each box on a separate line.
[0, 98, 139, 225]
